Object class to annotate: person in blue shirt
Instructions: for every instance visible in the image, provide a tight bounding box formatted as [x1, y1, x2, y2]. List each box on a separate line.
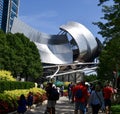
[68, 82, 72, 102]
[17, 94, 27, 114]
[89, 84, 105, 114]
[27, 92, 33, 109]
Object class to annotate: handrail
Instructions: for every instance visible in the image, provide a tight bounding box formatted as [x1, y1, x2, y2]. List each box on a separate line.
[46, 66, 97, 78]
[49, 65, 60, 79]
[43, 62, 98, 69]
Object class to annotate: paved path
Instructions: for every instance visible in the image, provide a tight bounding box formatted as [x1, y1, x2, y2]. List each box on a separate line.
[26, 96, 74, 114]
[24, 96, 105, 114]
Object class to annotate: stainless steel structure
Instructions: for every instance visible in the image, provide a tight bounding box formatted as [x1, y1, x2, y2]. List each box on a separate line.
[11, 18, 101, 65]
[59, 22, 98, 62]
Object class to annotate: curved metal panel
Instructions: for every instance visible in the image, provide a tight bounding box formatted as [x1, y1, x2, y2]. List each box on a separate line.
[60, 21, 98, 61]
[35, 42, 73, 64]
[11, 18, 73, 64]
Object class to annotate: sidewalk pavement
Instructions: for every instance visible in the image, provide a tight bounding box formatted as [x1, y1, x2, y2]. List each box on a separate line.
[26, 96, 75, 114]
[12, 96, 105, 114]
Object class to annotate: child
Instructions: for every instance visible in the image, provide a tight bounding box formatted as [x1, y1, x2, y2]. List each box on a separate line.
[17, 94, 27, 114]
[27, 92, 33, 109]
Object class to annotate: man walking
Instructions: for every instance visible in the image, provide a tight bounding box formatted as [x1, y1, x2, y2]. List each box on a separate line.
[103, 82, 114, 114]
[73, 80, 89, 114]
[45, 83, 57, 114]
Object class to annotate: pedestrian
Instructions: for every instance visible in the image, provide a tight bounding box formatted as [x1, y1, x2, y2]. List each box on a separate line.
[73, 80, 89, 114]
[27, 92, 33, 109]
[89, 84, 105, 114]
[89, 83, 95, 94]
[68, 82, 72, 102]
[103, 81, 114, 114]
[71, 83, 75, 103]
[57, 86, 60, 93]
[60, 85, 64, 96]
[45, 82, 57, 114]
[85, 82, 91, 112]
[17, 94, 27, 114]
[40, 83, 44, 89]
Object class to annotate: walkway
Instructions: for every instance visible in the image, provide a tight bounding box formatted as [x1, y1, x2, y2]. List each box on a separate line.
[25, 96, 74, 114]
[25, 96, 105, 114]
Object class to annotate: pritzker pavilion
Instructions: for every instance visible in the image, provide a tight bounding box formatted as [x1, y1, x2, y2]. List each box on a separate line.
[0, 0, 101, 81]
[11, 18, 101, 65]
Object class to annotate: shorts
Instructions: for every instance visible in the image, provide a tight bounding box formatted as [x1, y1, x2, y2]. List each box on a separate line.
[75, 101, 86, 112]
[104, 99, 111, 107]
[27, 101, 33, 106]
[47, 100, 56, 108]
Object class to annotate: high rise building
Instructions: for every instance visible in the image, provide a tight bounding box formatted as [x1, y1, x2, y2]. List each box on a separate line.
[0, 0, 19, 33]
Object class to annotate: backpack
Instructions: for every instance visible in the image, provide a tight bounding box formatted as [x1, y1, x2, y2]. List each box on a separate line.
[50, 88, 60, 100]
[75, 89, 82, 99]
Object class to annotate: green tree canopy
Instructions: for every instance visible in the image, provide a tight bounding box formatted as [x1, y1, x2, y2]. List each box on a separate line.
[94, 0, 120, 81]
[0, 30, 43, 81]
[94, 0, 120, 43]
[97, 37, 120, 80]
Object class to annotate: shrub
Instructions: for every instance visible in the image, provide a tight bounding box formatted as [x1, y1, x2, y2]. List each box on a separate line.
[0, 81, 34, 92]
[0, 87, 46, 113]
[111, 105, 120, 114]
[0, 70, 16, 81]
[63, 81, 71, 89]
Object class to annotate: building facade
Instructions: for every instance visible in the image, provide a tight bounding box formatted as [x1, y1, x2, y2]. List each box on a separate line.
[0, 0, 19, 33]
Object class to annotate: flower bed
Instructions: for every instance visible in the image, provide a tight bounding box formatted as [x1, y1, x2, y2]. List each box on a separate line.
[0, 88, 47, 114]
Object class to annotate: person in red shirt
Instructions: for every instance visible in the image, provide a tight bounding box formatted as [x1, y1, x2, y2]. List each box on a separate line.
[103, 82, 114, 114]
[73, 81, 89, 114]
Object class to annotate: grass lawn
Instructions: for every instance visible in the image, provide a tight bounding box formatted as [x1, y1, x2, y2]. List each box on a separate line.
[111, 105, 120, 114]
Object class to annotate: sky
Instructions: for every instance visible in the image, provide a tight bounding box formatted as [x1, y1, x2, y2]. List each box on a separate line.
[19, 0, 104, 42]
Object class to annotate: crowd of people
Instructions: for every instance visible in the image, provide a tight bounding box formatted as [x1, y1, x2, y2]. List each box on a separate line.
[43, 79, 116, 114]
[67, 80, 116, 114]
[16, 80, 116, 114]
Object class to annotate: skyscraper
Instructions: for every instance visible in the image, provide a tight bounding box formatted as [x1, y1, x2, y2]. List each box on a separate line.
[0, 0, 19, 33]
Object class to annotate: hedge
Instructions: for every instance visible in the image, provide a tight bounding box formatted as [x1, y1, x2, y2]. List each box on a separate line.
[0, 81, 34, 92]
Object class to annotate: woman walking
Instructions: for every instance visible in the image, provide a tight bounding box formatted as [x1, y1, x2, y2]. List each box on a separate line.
[17, 94, 27, 114]
[89, 84, 105, 114]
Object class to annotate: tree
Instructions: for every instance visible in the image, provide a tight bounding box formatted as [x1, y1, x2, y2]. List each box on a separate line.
[0, 30, 43, 81]
[94, 0, 120, 44]
[93, 0, 120, 81]
[97, 37, 120, 81]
